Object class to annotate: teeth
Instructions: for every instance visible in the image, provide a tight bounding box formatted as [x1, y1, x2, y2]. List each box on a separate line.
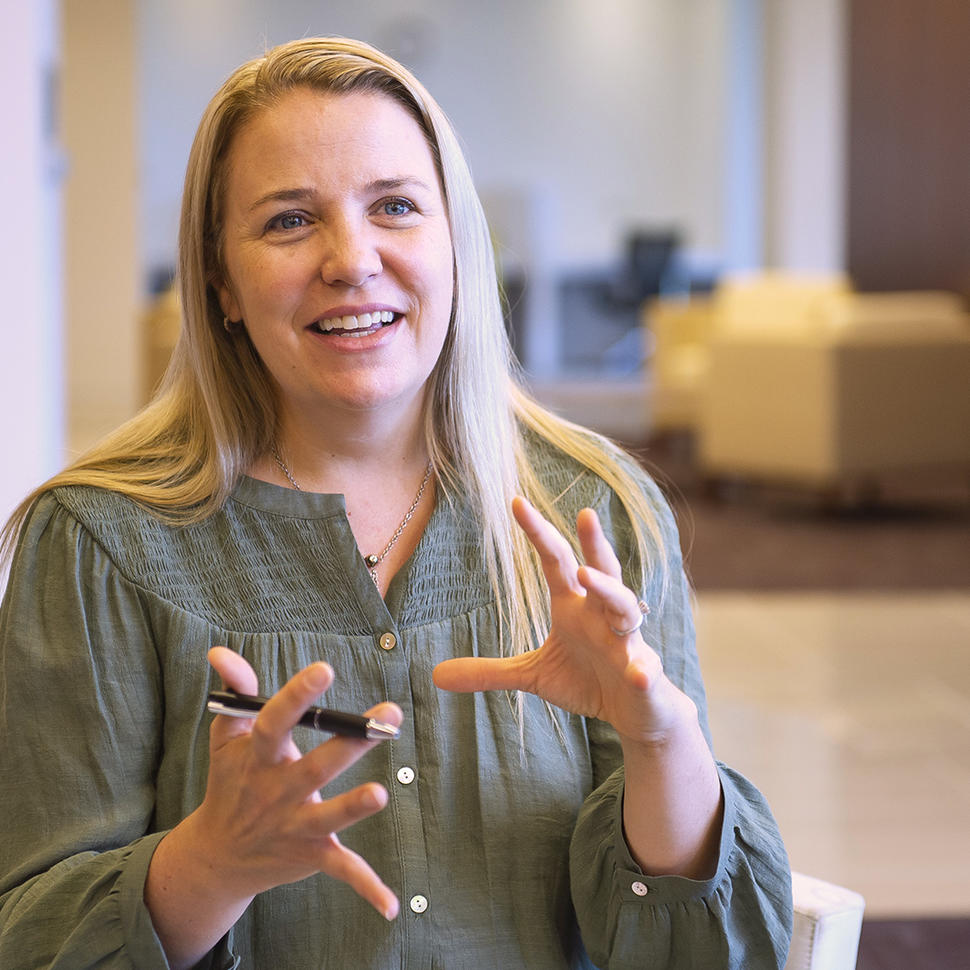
[318, 310, 395, 332]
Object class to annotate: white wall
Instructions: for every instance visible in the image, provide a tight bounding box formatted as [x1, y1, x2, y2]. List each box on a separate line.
[0, 0, 64, 527]
[762, 0, 847, 272]
[724, 0, 765, 271]
[138, 0, 732, 282]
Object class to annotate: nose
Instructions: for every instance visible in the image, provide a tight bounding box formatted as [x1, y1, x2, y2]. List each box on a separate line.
[319, 218, 382, 287]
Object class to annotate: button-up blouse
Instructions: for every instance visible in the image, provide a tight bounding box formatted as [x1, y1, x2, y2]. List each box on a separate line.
[0, 440, 792, 968]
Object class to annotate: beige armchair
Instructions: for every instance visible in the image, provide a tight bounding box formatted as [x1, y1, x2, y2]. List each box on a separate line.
[697, 287, 970, 489]
[645, 275, 970, 492]
[644, 294, 718, 433]
[786, 871, 865, 970]
[644, 274, 852, 437]
[142, 283, 181, 402]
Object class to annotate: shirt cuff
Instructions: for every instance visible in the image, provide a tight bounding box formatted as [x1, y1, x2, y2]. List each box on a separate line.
[611, 762, 739, 905]
[116, 832, 238, 970]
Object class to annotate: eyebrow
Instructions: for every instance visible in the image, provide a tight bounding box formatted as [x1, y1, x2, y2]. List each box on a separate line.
[248, 187, 315, 212]
[248, 177, 435, 212]
[368, 177, 434, 194]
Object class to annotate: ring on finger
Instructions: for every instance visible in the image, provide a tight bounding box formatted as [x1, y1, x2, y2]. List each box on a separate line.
[609, 600, 650, 638]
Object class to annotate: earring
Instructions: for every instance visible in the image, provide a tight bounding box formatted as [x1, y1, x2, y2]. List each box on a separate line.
[223, 316, 234, 333]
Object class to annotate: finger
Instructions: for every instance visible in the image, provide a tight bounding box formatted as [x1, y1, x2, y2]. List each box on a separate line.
[433, 654, 535, 694]
[575, 507, 624, 581]
[577, 564, 647, 637]
[292, 702, 403, 797]
[207, 647, 261, 744]
[315, 830, 399, 921]
[208, 646, 259, 694]
[247, 662, 335, 762]
[302, 785, 399, 918]
[512, 496, 584, 596]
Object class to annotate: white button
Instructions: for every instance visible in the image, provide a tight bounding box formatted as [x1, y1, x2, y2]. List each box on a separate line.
[631, 881, 649, 897]
[379, 632, 396, 651]
[396, 766, 415, 785]
[409, 894, 428, 914]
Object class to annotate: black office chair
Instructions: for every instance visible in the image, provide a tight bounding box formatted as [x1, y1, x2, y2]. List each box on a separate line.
[600, 230, 680, 311]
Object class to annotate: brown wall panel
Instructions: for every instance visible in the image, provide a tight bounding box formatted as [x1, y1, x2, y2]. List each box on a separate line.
[848, 0, 970, 297]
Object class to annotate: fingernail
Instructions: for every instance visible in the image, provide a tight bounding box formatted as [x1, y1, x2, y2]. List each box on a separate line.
[364, 785, 388, 810]
[303, 663, 331, 691]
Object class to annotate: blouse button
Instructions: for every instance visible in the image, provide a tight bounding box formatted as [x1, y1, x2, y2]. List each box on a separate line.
[409, 894, 429, 914]
[397, 766, 415, 785]
[379, 632, 397, 651]
[631, 881, 650, 897]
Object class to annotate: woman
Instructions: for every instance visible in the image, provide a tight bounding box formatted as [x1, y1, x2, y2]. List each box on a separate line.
[0, 38, 791, 969]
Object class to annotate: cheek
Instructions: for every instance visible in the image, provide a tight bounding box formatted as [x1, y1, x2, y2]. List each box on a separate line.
[233, 255, 307, 317]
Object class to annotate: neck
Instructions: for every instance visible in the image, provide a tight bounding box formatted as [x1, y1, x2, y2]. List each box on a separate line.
[259, 411, 437, 596]
[276, 390, 428, 472]
[263, 399, 429, 492]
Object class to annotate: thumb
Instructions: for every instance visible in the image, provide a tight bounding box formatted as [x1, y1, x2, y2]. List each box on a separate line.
[433, 655, 533, 694]
[208, 646, 259, 695]
[206, 646, 260, 744]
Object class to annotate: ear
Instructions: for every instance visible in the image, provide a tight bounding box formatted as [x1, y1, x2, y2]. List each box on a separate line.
[212, 274, 241, 323]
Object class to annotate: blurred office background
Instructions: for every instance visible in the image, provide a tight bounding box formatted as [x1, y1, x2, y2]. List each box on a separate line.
[3, 1, 969, 967]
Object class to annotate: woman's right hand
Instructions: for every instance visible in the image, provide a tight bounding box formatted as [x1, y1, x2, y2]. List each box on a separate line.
[145, 647, 401, 970]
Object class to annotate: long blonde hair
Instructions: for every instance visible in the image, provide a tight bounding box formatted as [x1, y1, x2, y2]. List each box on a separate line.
[2, 37, 665, 654]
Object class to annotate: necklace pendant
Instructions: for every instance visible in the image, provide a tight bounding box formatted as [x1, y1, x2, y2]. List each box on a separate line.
[365, 553, 380, 567]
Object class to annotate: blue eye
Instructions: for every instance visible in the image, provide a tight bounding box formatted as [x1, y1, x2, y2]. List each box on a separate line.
[268, 211, 309, 232]
[383, 198, 415, 216]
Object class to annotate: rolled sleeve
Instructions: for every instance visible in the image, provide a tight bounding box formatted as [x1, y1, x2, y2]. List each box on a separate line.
[570, 764, 792, 969]
[568, 459, 793, 968]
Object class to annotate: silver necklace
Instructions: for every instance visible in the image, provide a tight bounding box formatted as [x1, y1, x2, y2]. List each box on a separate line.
[271, 445, 433, 587]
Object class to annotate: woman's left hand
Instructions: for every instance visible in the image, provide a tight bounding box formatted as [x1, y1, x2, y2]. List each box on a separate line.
[433, 497, 689, 744]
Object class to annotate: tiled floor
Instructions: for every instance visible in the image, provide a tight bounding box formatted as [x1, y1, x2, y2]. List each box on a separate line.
[694, 591, 970, 918]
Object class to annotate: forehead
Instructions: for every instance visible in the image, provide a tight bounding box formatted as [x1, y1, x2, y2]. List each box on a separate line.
[222, 88, 441, 200]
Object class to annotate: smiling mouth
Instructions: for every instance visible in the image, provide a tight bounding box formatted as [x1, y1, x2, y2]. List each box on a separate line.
[310, 310, 400, 336]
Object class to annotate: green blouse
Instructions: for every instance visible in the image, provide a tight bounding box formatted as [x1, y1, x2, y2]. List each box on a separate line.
[0, 441, 792, 969]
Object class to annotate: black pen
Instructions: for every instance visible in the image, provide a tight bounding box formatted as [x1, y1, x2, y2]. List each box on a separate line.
[207, 690, 399, 741]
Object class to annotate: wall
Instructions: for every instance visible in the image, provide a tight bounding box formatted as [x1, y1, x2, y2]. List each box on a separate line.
[138, 0, 731, 283]
[763, 0, 847, 272]
[0, 0, 64, 529]
[847, 0, 970, 296]
[62, 0, 141, 452]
